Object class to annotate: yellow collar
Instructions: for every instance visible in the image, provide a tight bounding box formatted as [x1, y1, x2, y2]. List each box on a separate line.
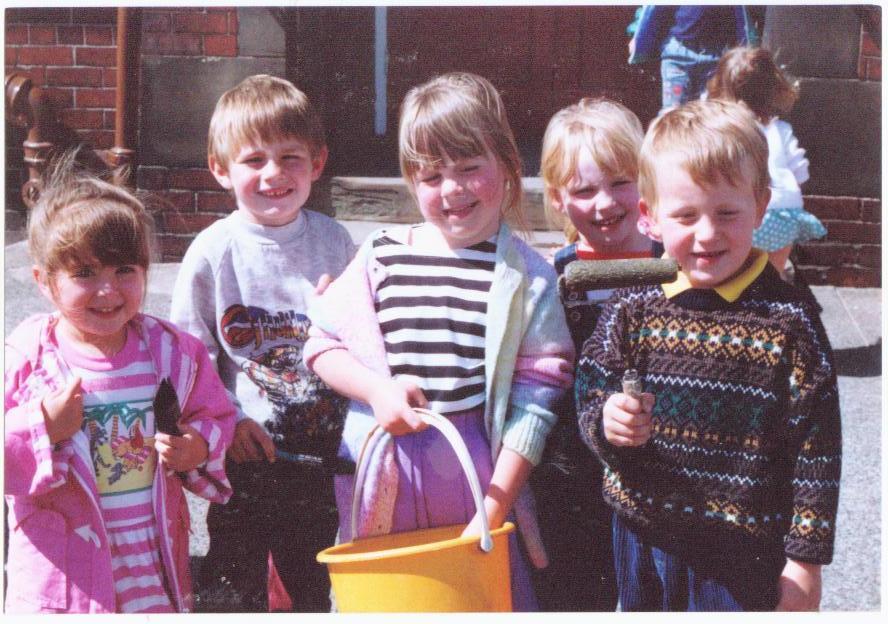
[662, 249, 769, 302]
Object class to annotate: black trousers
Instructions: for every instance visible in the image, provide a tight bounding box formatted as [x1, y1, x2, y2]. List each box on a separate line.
[195, 458, 338, 612]
[529, 405, 618, 612]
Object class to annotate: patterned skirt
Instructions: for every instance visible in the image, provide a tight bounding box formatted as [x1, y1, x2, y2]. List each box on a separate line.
[752, 206, 827, 251]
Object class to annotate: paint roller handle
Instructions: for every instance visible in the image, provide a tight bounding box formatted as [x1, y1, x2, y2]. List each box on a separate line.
[621, 368, 643, 400]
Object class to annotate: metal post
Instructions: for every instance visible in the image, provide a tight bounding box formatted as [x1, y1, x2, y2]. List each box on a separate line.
[374, 6, 388, 136]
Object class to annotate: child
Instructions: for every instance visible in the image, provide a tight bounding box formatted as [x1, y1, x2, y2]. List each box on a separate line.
[304, 72, 574, 611]
[4, 155, 235, 613]
[706, 45, 826, 279]
[542, 97, 662, 345]
[170, 74, 356, 612]
[530, 97, 662, 611]
[575, 99, 841, 611]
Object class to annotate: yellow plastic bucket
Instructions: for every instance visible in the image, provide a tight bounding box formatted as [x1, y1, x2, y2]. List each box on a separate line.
[317, 409, 514, 612]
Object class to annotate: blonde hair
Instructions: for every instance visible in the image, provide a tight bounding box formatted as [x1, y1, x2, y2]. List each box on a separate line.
[208, 74, 325, 170]
[398, 72, 528, 233]
[28, 150, 154, 277]
[706, 46, 799, 122]
[540, 97, 644, 243]
[638, 99, 770, 211]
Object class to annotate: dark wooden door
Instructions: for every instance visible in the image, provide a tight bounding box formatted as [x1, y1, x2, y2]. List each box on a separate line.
[288, 6, 659, 176]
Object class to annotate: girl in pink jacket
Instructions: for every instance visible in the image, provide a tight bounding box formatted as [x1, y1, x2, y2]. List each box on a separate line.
[4, 156, 236, 613]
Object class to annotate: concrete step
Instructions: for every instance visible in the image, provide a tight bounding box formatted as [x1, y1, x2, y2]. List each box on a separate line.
[331, 176, 551, 230]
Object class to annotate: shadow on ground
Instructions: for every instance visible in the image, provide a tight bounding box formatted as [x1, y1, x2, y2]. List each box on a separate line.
[832, 340, 882, 377]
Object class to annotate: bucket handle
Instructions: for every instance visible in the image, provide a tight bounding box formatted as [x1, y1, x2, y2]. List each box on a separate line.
[351, 408, 495, 553]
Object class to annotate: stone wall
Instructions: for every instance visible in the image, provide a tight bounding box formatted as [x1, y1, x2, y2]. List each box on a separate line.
[763, 5, 881, 286]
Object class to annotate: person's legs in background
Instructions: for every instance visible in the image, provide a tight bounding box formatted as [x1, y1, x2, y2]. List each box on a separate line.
[660, 37, 720, 113]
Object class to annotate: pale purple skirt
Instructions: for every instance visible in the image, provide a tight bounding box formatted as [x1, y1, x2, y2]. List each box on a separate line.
[334, 408, 538, 611]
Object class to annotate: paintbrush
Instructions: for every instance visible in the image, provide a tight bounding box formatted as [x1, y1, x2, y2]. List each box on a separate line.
[153, 377, 182, 436]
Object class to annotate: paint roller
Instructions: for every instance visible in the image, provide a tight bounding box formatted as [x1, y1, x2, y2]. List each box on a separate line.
[560, 257, 679, 406]
[559, 257, 679, 293]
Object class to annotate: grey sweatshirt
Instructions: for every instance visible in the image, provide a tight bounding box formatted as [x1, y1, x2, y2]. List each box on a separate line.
[170, 209, 356, 455]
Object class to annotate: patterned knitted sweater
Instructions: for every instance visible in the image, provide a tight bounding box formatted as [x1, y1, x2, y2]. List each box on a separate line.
[576, 252, 841, 568]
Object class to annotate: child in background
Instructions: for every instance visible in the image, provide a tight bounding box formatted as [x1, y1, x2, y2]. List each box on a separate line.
[304, 72, 574, 611]
[4, 155, 235, 613]
[530, 97, 661, 611]
[706, 45, 826, 279]
[576, 99, 841, 611]
[170, 75, 356, 612]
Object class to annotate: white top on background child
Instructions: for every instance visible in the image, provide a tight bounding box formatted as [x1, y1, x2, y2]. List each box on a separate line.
[4, 154, 235, 613]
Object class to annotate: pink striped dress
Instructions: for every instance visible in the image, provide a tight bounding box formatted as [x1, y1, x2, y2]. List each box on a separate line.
[59, 328, 173, 613]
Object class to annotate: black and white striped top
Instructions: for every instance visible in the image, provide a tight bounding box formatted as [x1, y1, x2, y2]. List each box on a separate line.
[373, 233, 496, 415]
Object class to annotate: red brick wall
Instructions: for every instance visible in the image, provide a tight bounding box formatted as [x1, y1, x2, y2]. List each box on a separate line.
[5, 8, 119, 151]
[136, 165, 236, 261]
[141, 7, 238, 57]
[137, 7, 240, 260]
[793, 7, 882, 287]
[4, 7, 239, 259]
[5, 8, 118, 233]
[796, 196, 881, 287]
[857, 7, 881, 81]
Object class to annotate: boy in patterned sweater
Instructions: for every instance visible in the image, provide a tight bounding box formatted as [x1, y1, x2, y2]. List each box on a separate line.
[576, 99, 841, 611]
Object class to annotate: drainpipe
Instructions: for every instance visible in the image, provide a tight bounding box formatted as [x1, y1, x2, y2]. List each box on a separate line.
[374, 6, 387, 136]
[108, 7, 135, 182]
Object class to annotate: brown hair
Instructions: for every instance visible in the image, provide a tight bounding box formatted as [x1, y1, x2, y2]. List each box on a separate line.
[638, 99, 770, 211]
[540, 97, 644, 242]
[28, 150, 154, 276]
[208, 74, 325, 170]
[398, 72, 527, 233]
[706, 46, 799, 122]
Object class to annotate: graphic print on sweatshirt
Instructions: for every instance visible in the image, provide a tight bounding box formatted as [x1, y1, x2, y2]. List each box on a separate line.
[220, 303, 347, 458]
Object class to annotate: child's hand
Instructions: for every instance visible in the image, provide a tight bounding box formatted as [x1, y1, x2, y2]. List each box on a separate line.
[460, 509, 491, 540]
[156, 424, 209, 472]
[315, 273, 333, 295]
[368, 377, 428, 435]
[228, 419, 276, 463]
[775, 559, 822, 611]
[42, 376, 83, 444]
[602, 391, 655, 447]
[460, 497, 504, 539]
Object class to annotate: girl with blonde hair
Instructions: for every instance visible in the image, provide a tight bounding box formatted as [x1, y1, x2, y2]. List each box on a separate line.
[305, 72, 574, 610]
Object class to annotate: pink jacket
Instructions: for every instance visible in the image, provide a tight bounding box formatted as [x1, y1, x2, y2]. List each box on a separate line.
[4, 313, 235, 613]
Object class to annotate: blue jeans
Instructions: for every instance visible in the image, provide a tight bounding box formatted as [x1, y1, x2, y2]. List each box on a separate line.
[612, 514, 745, 611]
[659, 37, 720, 112]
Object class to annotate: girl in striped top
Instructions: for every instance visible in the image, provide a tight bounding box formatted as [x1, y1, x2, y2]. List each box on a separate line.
[5, 155, 235, 613]
[306, 73, 574, 610]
